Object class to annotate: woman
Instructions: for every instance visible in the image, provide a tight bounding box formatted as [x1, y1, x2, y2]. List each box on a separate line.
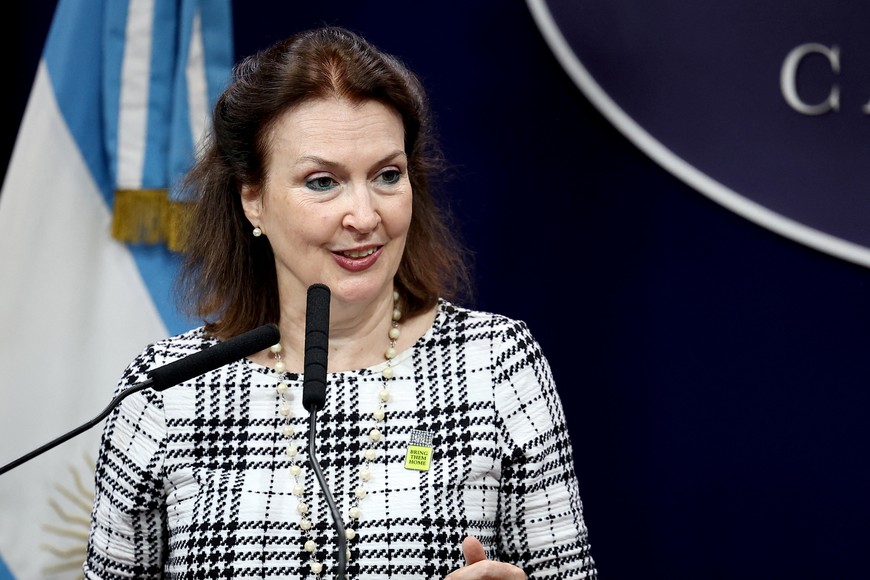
[84, 26, 597, 579]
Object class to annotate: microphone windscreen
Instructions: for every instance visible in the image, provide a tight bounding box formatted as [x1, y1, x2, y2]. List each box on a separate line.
[302, 283, 331, 412]
[148, 323, 280, 391]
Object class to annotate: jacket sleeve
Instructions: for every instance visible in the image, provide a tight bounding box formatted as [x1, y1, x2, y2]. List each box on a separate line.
[493, 320, 598, 579]
[83, 348, 169, 578]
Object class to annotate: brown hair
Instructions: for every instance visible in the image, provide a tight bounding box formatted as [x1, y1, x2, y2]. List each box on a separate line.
[176, 26, 472, 339]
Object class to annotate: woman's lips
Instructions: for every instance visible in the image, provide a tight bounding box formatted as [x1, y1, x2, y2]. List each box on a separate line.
[332, 246, 383, 271]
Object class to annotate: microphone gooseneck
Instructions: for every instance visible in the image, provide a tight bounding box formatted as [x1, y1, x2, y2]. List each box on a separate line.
[300, 283, 347, 579]
[0, 323, 280, 476]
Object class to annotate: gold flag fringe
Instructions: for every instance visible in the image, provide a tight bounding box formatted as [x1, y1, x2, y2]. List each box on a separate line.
[111, 189, 191, 252]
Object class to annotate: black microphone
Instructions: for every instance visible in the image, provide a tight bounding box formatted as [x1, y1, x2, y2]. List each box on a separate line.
[300, 283, 347, 579]
[302, 283, 330, 411]
[149, 323, 280, 391]
[0, 323, 280, 476]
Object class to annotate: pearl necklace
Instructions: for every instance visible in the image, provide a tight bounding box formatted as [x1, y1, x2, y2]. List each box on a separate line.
[270, 291, 401, 576]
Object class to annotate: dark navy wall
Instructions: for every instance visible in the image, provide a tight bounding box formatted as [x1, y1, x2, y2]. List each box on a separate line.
[9, 2, 870, 579]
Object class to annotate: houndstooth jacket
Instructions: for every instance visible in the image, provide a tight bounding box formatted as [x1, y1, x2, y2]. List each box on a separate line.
[84, 300, 598, 579]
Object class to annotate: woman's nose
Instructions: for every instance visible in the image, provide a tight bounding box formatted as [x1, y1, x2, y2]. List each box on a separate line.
[341, 186, 381, 233]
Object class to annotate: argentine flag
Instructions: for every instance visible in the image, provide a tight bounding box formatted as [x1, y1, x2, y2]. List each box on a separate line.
[0, 0, 232, 577]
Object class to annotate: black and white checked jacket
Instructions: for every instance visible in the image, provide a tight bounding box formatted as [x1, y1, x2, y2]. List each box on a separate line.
[84, 300, 598, 579]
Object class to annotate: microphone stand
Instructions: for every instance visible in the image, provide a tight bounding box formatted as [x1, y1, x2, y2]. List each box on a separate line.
[307, 405, 347, 580]
[300, 284, 344, 577]
[0, 323, 280, 477]
[0, 379, 153, 476]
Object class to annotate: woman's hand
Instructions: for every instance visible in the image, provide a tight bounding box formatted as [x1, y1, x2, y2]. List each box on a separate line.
[444, 536, 526, 579]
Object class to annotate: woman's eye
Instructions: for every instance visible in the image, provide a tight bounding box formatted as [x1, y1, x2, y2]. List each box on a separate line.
[379, 169, 401, 185]
[306, 176, 338, 192]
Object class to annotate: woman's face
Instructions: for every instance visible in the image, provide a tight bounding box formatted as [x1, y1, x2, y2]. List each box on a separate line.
[241, 97, 412, 309]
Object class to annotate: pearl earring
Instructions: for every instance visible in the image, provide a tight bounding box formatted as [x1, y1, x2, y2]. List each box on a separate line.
[253, 226, 262, 237]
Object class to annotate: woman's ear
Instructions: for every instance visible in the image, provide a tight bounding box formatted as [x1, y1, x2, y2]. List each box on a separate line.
[240, 184, 262, 225]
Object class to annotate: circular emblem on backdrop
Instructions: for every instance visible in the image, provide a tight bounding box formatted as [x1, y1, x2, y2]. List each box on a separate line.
[527, 0, 870, 267]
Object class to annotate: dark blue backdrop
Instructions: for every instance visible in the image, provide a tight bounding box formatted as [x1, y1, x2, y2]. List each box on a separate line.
[8, 2, 870, 579]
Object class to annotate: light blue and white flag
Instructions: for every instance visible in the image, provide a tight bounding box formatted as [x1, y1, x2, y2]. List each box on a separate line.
[0, 1, 232, 577]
